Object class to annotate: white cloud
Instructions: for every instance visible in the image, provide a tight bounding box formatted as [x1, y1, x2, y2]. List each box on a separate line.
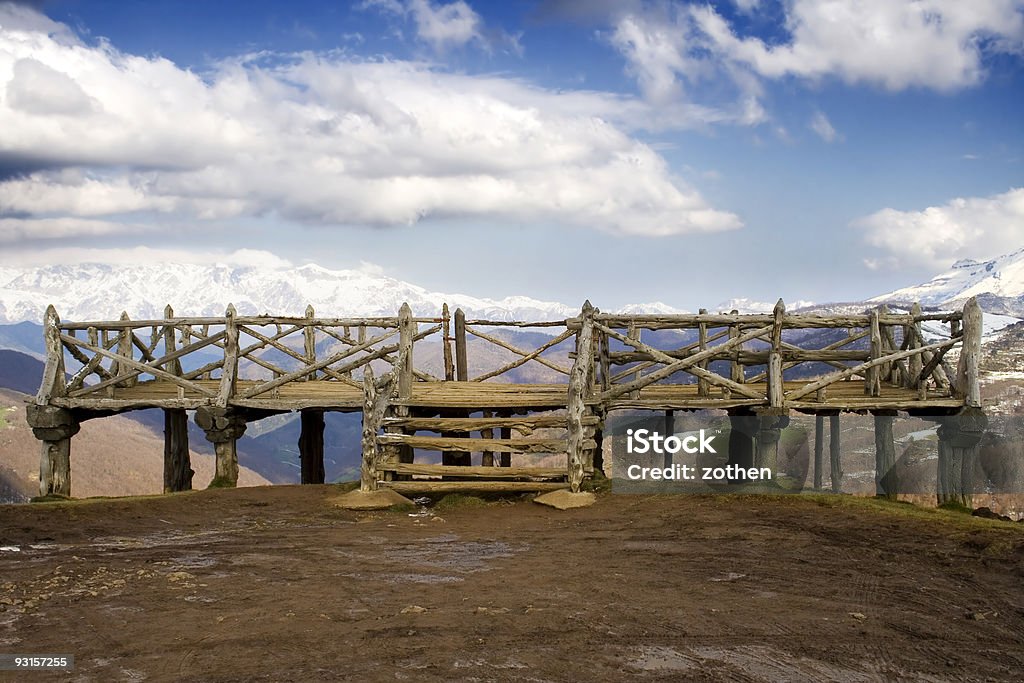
[364, 0, 493, 53]
[0, 216, 143, 242]
[607, 1, 1024, 117]
[855, 188, 1024, 270]
[0, 6, 742, 240]
[809, 111, 838, 142]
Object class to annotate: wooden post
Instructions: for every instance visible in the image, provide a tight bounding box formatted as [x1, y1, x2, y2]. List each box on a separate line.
[442, 304, 454, 381]
[697, 309, 709, 397]
[768, 299, 785, 408]
[829, 414, 842, 493]
[729, 310, 743, 389]
[936, 409, 986, 508]
[956, 297, 982, 408]
[599, 328, 611, 392]
[164, 408, 192, 492]
[37, 305, 67, 404]
[195, 407, 246, 488]
[755, 412, 787, 477]
[499, 410, 512, 467]
[627, 323, 641, 400]
[361, 366, 379, 491]
[813, 415, 824, 490]
[217, 304, 239, 408]
[454, 308, 468, 381]
[908, 303, 924, 395]
[866, 308, 881, 397]
[396, 303, 414, 467]
[117, 311, 136, 388]
[26, 405, 80, 498]
[726, 410, 757, 483]
[304, 304, 316, 381]
[299, 409, 326, 484]
[481, 411, 494, 467]
[873, 412, 897, 500]
[163, 305, 183, 376]
[567, 301, 595, 492]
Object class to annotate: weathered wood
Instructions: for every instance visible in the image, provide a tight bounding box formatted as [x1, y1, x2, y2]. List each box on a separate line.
[382, 414, 582, 431]
[567, 302, 595, 492]
[442, 304, 455, 381]
[768, 299, 785, 408]
[597, 323, 772, 402]
[697, 309, 709, 397]
[480, 410, 495, 467]
[217, 305, 239, 407]
[162, 305, 183, 377]
[303, 305, 316, 381]
[37, 305, 67, 404]
[384, 463, 572, 479]
[398, 303, 414, 400]
[299, 409, 326, 484]
[956, 297, 982, 408]
[112, 312, 136, 388]
[472, 328, 574, 382]
[785, 337, 959, 402]
[163, 408, 192, 493]
[873, 413, 897, 500]
[238, 324, 359, 386]
[866, 308, 882, 397]
[455, 308, 468, 382]
[829, 414, 842, 493]
[467, 326, 571, 377]
[729, 311, 742, 392]
[360, 366, 380, 490]
[908, 303, 925, 394]
[813, 415, 824, 490]
[377, 434, 579, 454]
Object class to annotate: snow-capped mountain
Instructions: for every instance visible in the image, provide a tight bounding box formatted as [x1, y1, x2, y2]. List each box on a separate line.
[871, 247, 1024, 316]
[714, 297, 816, 314]
[0, 263, 576, 324]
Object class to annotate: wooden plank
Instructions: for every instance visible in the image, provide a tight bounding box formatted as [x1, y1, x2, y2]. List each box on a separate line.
[455, 308, 468, 381]
[377, 434, 576, 454]
[383, 463, 571, 479]
[381, 415, 582, 431]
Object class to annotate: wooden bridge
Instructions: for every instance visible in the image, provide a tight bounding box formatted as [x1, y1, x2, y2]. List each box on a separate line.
[26, 297, 985, 504]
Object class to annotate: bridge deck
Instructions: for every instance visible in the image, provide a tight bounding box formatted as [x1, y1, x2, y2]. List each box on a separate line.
[50, 379, 963, 414]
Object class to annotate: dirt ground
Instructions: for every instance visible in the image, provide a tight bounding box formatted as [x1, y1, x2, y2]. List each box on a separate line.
[1, 486, 1023, 682]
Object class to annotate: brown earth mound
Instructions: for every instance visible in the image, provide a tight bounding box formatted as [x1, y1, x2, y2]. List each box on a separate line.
[1, 487, 1022, 682]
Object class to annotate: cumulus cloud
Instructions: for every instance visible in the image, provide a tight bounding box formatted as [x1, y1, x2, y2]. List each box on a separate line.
[0, 5, 742, 240]
[855, 188, 1024, 270]
[363, 0, 518, 54]
[607, 1, 1024, 115]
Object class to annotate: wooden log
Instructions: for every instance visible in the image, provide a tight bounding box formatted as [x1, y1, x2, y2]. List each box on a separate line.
[217, 304, 239, 407]
[908, 303, 925, 396]
[567, 301, 595, 492]
[304, 305, 316, 381]
[455, 308, 468, 381]
[377, 434, 578, 454]
[829, 414, 842, 493]
[785, 337, 958, 402]
[383, 463, 573, 479]
[813, 415, 824, 490]
[627, 323, 641, 399]
[360, 366, 379, 491]
[442, 304, 455, 381]
[472, 329, 573, 382]
[865, 308, 881, 397]
[597, 323, 771, 402]
[195, 407, 246, 488]
[956, 297, 982, 408]
[698, 309, 709, 397]
[768, 299, 785, 408]
[467, 326, 571, 377]
[381, 414, 580, 431]
[163, 408, 192, 493]
[114, 312, 137, 388]
[162, 305, 183, 377]
[873, 413, 897, 500]
[481, 410, 495, 467]
[393, 303, 413, 391]
[37, 305, 67, 404]
[299, 409, 326, 484]
[599, 328, 611, 391]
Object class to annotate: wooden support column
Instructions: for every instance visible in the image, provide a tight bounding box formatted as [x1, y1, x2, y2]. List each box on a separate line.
[726, 410, 757, 483]
[813, 415, 825, 490]
[829, 414, 842, 493]
[454, 308, 468, 381]
[163, 408, 192, 493]
[908, 303, 924, 396]
[298, 409, 326, 484]
[217, 304, 239, 408]
[956, 297, 983, 408]
[936, 408, 987, 508]
[663, 410, 675, 469]
[27, 405, 80, 498]
[728, 310, 743, 393]
[195, 407, 247, 488]
[481, 411, 495, 467]
[567, 301, 595, 492]
[304, 304, 316, 381]
[697, 310, 709, 397]
[396, 303, 415, 468]
[498, 410, 512, 467]
[866, 308, 882, 397]
[873, 411, 897, 500]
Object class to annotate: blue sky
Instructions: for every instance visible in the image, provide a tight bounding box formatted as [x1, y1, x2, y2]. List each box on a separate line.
[0, 0, 1022, 311]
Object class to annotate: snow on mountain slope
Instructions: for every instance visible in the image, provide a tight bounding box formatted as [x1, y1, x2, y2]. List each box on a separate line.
[871, 246, 1024, 312]
[0, 262, 579, 324]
